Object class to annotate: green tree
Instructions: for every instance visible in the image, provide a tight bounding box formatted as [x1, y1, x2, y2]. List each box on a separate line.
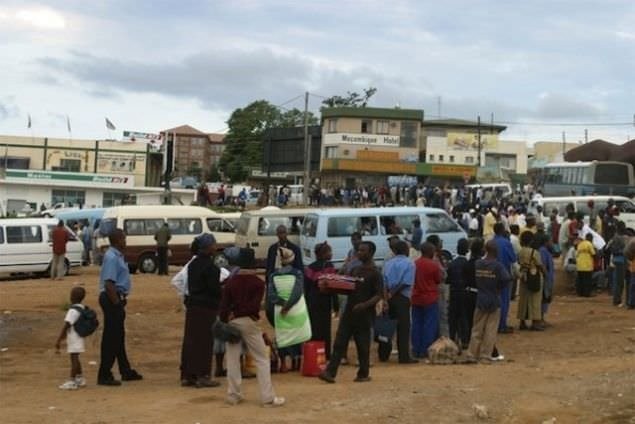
[321, 87, 377, 108]
[218, 100, 318, 182]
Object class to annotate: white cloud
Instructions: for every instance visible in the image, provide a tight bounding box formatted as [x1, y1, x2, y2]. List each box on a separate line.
[1, 6, 67, 30]
[615, 31, 635, 40]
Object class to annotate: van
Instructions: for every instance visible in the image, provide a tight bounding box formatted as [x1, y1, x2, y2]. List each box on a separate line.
[98, 205, 236, 273]
[234, 207, 312, 267]
[300, 207, 467, 268]
[0, 218, 83, 277]
[57, 208, 106, 232]
[529, 195, 635, 232]
[466, 183, 513, 200]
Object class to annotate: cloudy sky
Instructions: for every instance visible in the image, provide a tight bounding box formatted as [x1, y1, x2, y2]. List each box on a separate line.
[1, 0, 633, 143]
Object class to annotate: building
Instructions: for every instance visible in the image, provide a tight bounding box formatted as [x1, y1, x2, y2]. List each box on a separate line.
[0, 135, 194, 214]
[260, 125, 321, 185]
[161, 125, 225, 180]
[319, 107, 424, 187]
[564, 139, 635, 168]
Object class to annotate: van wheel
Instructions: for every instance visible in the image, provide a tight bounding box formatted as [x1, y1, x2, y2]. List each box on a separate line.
[138, 254, 157, 274]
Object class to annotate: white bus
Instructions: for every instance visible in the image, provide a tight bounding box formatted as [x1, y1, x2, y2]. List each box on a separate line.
[300, 207, 467, 268]
[535, 161, 635, 197]
[0, 218, 83, 277]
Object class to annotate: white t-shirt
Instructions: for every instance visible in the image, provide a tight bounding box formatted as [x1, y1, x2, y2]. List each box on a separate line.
[64, 304, 86, 353]
[469, 217, 479, 231]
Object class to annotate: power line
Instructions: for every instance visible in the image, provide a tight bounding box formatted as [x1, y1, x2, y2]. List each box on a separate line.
[494, 120, 632, 127]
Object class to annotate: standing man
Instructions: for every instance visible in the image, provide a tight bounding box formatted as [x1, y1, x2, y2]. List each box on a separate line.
[411, 242, 443, 358]
[483, 207, 498, 241]
[467, 240, 511, 362]
[154, 222, 172, 276]
[493, 223, 517, 333]
[51, 220, 69, 281]
[97, 229, 142, 386]
[409, 219, 423, 252]
[447, 238, 471, 348]
[319, 242, 383, 383]
[382, 240, 417, 364]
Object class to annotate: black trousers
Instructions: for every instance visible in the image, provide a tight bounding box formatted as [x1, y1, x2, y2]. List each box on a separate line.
[577, 271, 593, 297]
[464, 292, 477, 344]
[448, 290, 470, 347]
[157, 246, 168, 275]
[388, 294, 412, 362]
[326, 312, 371, 379]
[98, 292, 132, 381]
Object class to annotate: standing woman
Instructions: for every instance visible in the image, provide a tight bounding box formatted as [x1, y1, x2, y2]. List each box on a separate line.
[517, 231, 546, 331]
[180, 234, 222, 388]
[304, 242, 337, 359]
[463, 238, 484, 345]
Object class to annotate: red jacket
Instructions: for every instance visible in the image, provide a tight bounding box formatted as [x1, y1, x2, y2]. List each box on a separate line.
[411, 257, 442, 306]
[51, 227, 69, 255]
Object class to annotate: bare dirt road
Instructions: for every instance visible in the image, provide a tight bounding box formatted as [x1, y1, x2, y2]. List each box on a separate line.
[1, 267, 634, 424]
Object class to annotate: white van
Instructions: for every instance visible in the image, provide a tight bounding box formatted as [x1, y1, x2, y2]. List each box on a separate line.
[529, 195, 635, 232]
[98, 205, 236, 273]
[0, 218, 83, 277]
[234, 208, 312, 267]
[466, 183, 513, 199]
[300, 207, 467, 268]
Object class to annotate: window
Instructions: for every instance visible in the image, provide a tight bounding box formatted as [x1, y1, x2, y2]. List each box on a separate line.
[449, 155, 455, 163]
[258, 216, 304, 236]
[400, 121, 418, 148]
[325, 146, 338, 159]
[425, 129, 447, 137]
[235, 217, 250, 236]
[168, 218, 202, 235]
[301, 216, 318, 238]
[595, 164, 629, 185]
[0, 156, 30, 169]
[379, 215, 418, 235]
[327, 119, 337, 133]
[123, 219, 165, 236]
[376, 120, 389, 134]
[327, 216, 378, 237]
[438, 155, 444, 162]
[425, 213, 460, 233]
[51, 190, 85, 207]
[361, 119, 372, 134]
[465, 156, 474, 164]
[103, 192, 136, 207]
[0, 227, 3, 243]
[429, 154, 435, 162]
[6, 225, 42, 244]
[207, 218, 234, 233]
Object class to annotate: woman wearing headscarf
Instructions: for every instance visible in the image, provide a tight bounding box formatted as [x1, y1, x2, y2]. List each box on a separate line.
[304, 242, 337, 359]
[267, 247, 304, 372]
[517, 231, 546, 331]
[180, 233, 222, 388]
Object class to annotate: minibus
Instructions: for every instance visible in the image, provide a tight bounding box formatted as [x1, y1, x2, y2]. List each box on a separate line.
[300, 207, 467, 268]
[0, 218, 83, 277]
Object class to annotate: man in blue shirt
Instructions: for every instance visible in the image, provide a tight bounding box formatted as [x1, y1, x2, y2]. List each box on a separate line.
[409, 219, 423, 251]
[98, 229, 142, 386]
[493, 223, 517, 333]
[382, 240, 417, 364]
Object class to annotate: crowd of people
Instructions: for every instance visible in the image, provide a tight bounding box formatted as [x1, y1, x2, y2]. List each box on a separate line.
[53, 186, 634, 409]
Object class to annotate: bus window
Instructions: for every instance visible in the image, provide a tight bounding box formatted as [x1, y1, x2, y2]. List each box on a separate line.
[594, 163, 629, 185]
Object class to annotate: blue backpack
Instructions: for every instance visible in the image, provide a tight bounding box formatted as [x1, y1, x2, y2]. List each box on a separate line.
[71, 305, 99, 337]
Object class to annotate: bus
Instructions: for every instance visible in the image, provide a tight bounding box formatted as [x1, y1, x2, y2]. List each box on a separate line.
[534, 161, 635, 197]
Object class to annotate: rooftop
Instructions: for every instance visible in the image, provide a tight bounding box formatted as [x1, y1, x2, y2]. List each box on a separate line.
[321, 106, 424, 121]
[161, 124, 208, 136]
[422, 118, 507, 132]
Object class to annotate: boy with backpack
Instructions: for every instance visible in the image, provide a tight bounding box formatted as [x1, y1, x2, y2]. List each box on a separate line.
[55, 286, 99, 390]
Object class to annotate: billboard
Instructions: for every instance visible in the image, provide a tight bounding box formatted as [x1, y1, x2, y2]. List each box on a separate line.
[323, 133, 400, 147]
[447, 132, 498, 151]
[122, 130, 163, 151]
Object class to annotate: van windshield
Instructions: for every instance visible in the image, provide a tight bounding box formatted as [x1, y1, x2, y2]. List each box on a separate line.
[302, 216, 318, 237]
[258, 216, 303, 236]
[235, 217, 250, 236]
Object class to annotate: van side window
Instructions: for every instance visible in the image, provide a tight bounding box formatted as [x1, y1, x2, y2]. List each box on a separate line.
[6, 225, 43, 243]
[327, 216, 378, 237]
[0, 227, 4, 244]
[425, 214, 459, 233]
[124, 219, 165, 236]
[302, 216, 318, 237]
[208, 218, 234, 233]
[168, 218, 202, 235]
[379, 215, 418, 235]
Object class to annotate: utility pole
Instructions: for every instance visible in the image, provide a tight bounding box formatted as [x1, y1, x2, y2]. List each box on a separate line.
[562, 131, 566, 159]
[437, 96, 441, 118]
[477, 115, 482, 167]
[584, 128, 588, 143]
[302, 91, 310, 206]
[490, 112, 494, 134]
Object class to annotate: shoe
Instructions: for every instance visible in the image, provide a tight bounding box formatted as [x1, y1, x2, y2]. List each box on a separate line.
[195, 377, 221, 388]
[354, 376, 372, 382]
[318, 371, 335, 384]
[121, 370, 143, 381]
[498, 327, 514, 334]
[59, 380, 79, 390]
[519, 322, 529, 331]
[74, 376, 87, 387]
[97, 378, 122, 386]
[491, 354, 505, 362]
[226, 394, 244, 406]
[529, 325, 545, 331]
[398, 358, 419, 364]
[181, 379, 196, 387]
[263, 397, 285, 407]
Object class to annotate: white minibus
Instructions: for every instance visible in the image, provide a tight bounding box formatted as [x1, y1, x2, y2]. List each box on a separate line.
[0, 218, 83, 277]
[233, 208, 312, 267]
[98, 205, 236, 273]
[300, 207, 467, 268]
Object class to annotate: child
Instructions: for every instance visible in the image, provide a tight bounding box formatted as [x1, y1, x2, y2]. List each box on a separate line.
[55, 286, 88, 390]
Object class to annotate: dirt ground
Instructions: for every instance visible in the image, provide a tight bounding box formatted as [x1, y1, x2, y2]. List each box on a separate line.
[1, 266, 634, 424]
